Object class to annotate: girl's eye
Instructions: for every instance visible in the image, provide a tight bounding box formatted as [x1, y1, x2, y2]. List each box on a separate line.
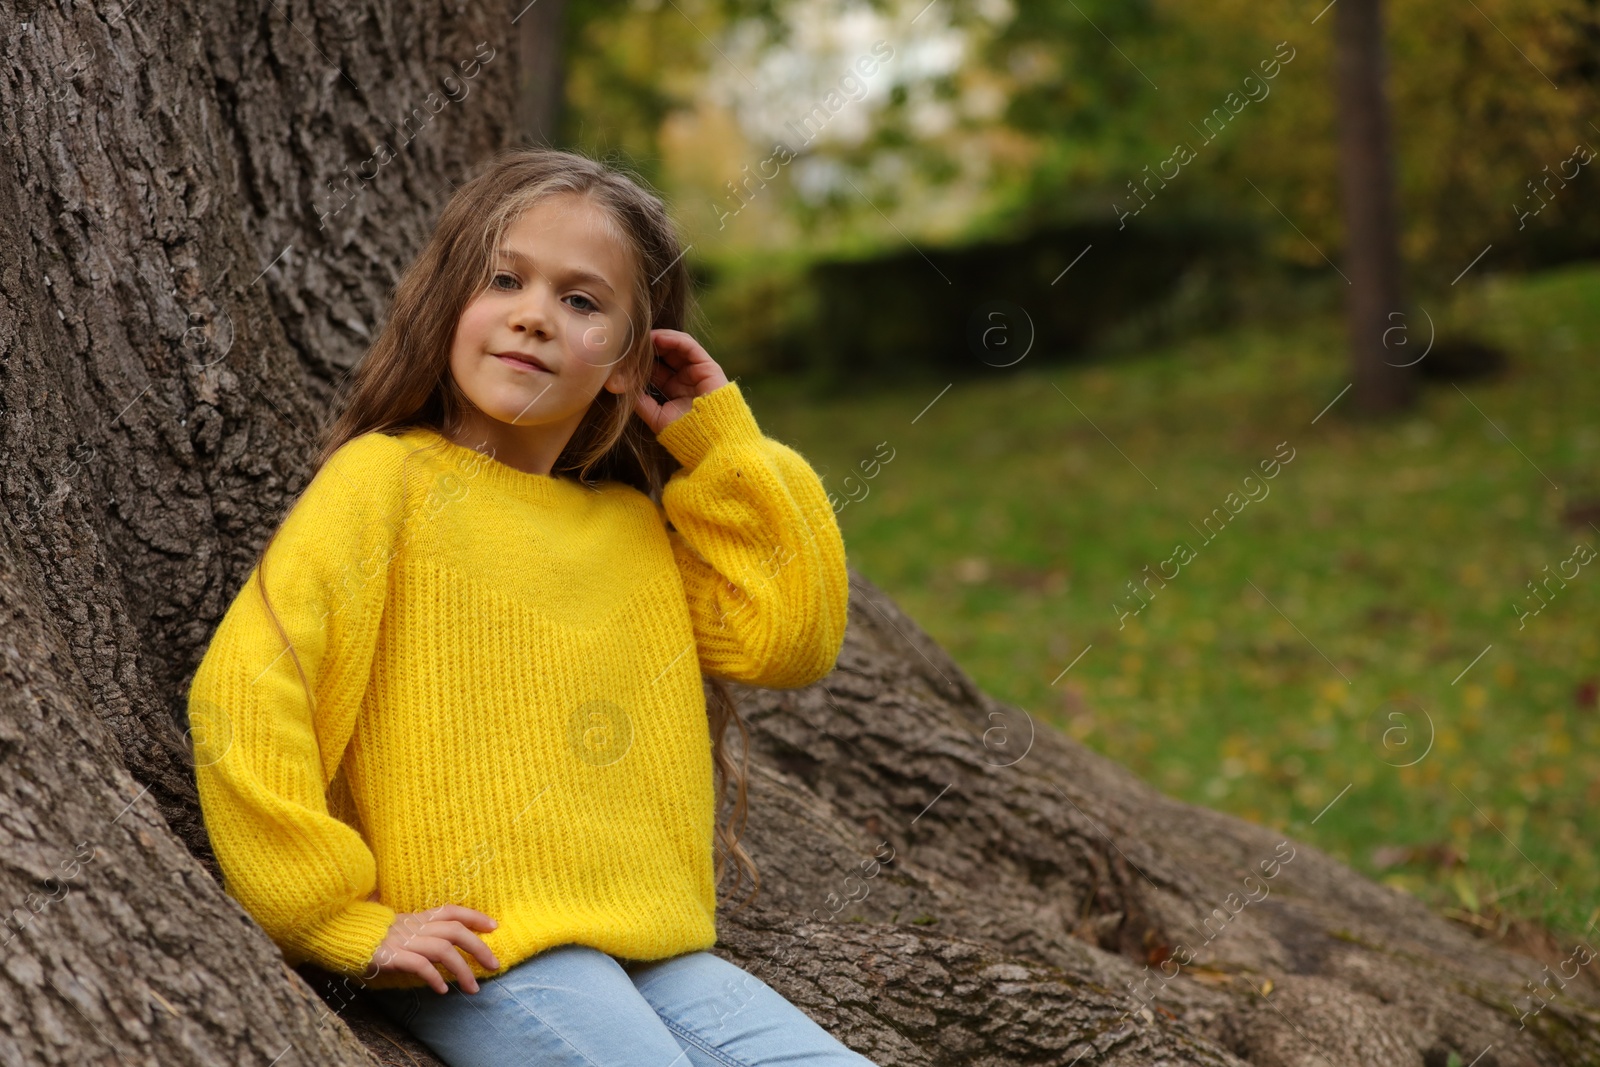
[490, 272, 519, 291]
[566, 294, 598, 313]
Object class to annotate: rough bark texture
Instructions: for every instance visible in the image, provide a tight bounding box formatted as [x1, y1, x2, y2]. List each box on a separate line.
[0, 0, 510, 1062]
[2, 0, 1598, 1065]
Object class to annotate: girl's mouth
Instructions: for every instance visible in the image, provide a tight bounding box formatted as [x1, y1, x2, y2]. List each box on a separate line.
[494, 352, 552, 373]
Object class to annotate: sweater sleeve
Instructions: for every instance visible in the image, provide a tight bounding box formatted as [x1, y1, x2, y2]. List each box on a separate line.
[187, 431, 411, 978]
[654, 381, 850, 688]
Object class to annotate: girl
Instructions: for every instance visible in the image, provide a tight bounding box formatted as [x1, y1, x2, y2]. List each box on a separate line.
[187, 147, 871, 1066]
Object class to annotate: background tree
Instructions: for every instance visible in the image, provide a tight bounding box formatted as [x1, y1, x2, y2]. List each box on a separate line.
[517, 0, 571, 144]
[1334, 0, 1414, 415]
[898, 0, 1600, 273]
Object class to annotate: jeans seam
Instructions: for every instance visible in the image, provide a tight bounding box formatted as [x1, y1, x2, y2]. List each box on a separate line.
[497, 983, 612, 1067]
[656, 1011, 753, 1067]
[454, 981, 515, 1037]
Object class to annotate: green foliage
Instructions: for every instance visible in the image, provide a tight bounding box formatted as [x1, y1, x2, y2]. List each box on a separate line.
[976, 0, 1600, 282]
[755, 262, 1600, 942]
[561, 0, 708, 182]
[560, 0, 1600, 367]
[567, 0, 1597, 261]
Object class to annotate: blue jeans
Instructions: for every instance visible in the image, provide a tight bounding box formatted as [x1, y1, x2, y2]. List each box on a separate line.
[366, 943, 880, 1067]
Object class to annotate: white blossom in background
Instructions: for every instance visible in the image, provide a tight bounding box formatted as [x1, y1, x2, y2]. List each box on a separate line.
[704, 0, 967, 158]
[683, 0, 1021, 234]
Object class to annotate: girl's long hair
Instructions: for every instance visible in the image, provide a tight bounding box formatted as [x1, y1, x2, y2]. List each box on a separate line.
[244, 146, 760, 914]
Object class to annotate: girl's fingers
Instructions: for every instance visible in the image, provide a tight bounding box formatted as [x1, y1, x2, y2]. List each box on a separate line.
[376, 908, 502, 994]
[649, 353, 693, 394]
[432, 904, 499, 931]
[649, 327, 694, 356]
[647, 335, 680, 372]
[414, 908, 501, 973]
[635, 377, 694, 434]
[633, 391, 661, 429]
[406, 934, 481, 993]
[428, 918, 500, 972]
[391, 948, 449, 995]
[650, 355, 712, 400]
[650, 329, 709, 372]
[433, 941, 482, 994]
[639, 329, 727, 432]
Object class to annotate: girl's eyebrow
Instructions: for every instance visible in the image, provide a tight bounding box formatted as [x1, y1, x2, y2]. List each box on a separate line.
[494, 247, 616, 294]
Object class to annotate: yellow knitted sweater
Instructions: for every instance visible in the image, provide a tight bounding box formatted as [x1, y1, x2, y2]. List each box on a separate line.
[187, 382, 849, 989]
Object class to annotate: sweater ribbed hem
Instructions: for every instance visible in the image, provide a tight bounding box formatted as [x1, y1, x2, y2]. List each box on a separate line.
[291, 899, 398, 979]
[656, 381, 764, 469]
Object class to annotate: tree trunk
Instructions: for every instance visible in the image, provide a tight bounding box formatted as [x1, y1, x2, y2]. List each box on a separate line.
[515, 0, 569, 146]
[3, 1, 1597, 1065]
[0, 0, 512, 1061]
[1334, 0, 1416, 416]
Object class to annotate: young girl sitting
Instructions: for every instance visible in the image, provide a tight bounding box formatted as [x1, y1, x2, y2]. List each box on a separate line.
[187, 147, 874, 1066]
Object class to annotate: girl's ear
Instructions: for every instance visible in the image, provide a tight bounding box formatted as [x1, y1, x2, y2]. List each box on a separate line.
[602, 363, 636, 396]
[602, 324, 649, 396]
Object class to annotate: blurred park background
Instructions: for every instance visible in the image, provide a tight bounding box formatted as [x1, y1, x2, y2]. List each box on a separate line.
[551, 0, 1599, 941]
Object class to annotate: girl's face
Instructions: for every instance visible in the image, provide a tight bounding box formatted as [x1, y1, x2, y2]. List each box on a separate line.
[447, 193, 639, 457]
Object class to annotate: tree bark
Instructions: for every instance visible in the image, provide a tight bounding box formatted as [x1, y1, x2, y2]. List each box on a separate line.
[0, 0, 512, 1061]
[1334, 0, 1417, 416]
[3, 0, 1597, 1065]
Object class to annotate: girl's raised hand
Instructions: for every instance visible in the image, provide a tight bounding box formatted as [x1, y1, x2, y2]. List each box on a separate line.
[367, 904, 501, 994]
[635, 328, 730, 435]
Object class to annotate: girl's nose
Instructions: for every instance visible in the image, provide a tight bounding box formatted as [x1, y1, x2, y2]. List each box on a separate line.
[510, 285, 557, 339]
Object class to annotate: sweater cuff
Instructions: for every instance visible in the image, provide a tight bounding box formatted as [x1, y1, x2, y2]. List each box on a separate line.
[656, 381, 765, 469]
[293, 899, 398, 978]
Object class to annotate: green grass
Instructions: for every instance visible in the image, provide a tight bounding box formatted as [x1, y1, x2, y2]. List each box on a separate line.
[751, 262, 1600, 942]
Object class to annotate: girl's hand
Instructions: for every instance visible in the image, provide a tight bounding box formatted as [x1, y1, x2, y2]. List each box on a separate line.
[635, 328, 730, 435]
[367, 905, 501, 994]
